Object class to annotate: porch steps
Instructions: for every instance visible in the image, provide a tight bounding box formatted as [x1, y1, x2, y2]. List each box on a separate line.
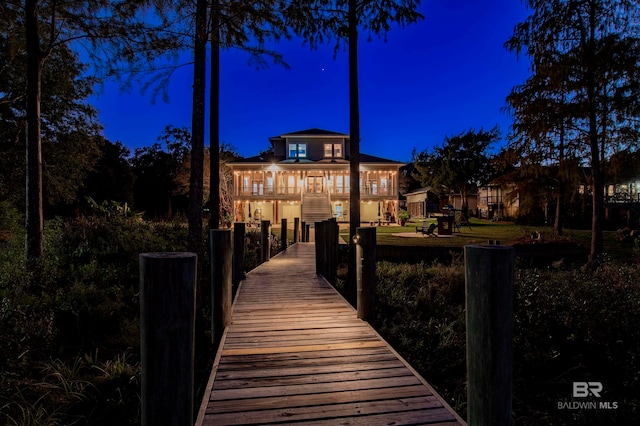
[302, 193, 332, 225]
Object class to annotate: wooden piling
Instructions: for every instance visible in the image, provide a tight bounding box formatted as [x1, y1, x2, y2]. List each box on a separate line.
[140, 252, 196, 426]
[355, 227, 376, 323]
[280, 218, 287, 252]
[464, 244, 515, 426]
[314, 221, 324, 274]
[260, 220, 270, 263]
[233, 222, 245, 286]
[327, 218, 338, 284]
[210, 229, 232, 344]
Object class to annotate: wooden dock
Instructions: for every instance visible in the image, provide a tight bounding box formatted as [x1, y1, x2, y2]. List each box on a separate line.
[197, 243, 465, 425]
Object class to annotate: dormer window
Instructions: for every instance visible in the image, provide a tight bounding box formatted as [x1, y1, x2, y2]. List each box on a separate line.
[288, 143, 307, 159]
[324, 143, 342, 158]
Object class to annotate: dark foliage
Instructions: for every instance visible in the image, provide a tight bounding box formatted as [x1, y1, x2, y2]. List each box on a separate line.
[372, 258, 640, 424]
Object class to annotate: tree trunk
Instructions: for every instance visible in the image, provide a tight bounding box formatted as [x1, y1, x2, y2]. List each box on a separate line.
[187, 0, 207, 254]
[553, 191, 563, 236]
[209, 0, 221, 230]
[590, 144, 605, 263]
[586, 11, 603, 264]
[554, 125, 565, 237]
[587, 79, 604, 262]
[347, 0, 360, 305]
[25, 0, 43, 261]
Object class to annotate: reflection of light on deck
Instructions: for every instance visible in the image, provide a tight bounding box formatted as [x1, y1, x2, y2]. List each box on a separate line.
[199, 244, 463, 425]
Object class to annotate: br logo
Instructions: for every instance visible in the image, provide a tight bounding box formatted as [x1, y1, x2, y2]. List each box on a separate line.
[573, 382, 603, 397]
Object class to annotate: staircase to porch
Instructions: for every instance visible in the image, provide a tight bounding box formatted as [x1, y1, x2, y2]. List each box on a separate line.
[302, 192, 332, 226]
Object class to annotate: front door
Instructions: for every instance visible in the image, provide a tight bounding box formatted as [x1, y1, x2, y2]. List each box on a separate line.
[307, 176, 323, 193]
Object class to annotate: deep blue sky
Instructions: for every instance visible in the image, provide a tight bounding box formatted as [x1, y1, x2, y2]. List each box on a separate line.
[90, 0, 531, 163]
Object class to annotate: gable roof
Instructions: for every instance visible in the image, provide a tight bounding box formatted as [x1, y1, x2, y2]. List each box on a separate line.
[404, 187, 432, 196]
[359, 153, 403, 164]
[278, 128, 349, 137]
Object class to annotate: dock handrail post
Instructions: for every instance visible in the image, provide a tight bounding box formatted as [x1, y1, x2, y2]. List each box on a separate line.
[294, 217, 300, 243]
[140, 252, 196, 426]
[233, 222, 245, 287]
[465, 244, 515, 426]
[355, 227, 376, 323]
[260, 220, 270, 263]
[210, 229, 232, 345]
[315, 221, 324, 274]
[301, 220, 306, 242]
[328, 218, 338, 284]
[280, 218, 287, 252]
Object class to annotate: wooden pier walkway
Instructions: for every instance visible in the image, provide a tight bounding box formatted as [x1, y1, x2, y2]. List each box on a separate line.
[197, 243, 465, 425]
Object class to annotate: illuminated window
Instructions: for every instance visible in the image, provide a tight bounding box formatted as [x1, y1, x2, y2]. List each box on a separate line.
[324, 143, 343, 158]
[288, 143, 306, 158]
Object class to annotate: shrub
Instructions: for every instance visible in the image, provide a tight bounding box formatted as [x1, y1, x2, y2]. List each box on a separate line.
[375, 261, 467, 412]
[1, 214, 187, 424]
[373, 258, 640, 424]
[513, 263, 640, 425]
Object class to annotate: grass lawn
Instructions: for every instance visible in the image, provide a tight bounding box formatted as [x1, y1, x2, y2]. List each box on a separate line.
[337, 217, 634, 262]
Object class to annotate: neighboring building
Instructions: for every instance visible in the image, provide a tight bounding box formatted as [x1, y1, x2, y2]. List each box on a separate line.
[477, 183, 520, 220]
[404, 187, 479, 219]
[600, 179, 640, 228]
[228, 128, 403, 225]
[404, 187, 441, 218]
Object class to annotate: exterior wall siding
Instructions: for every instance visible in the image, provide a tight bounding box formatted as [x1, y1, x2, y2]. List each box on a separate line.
[229, 130, 401, 224]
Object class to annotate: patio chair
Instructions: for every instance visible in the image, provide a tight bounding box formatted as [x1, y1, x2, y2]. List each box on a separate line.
[418, 222, 437, 237]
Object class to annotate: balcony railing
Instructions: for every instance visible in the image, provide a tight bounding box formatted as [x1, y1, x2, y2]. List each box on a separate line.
[237, 185, 395, 197]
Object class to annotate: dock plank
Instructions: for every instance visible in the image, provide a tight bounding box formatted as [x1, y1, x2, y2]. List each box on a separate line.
[197, 243, 465, 425]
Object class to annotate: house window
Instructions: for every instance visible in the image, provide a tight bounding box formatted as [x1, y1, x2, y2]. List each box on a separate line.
[252, 180, 264, 195]
[287, 175, 295, 194]
[336, 175, 344, 193]
[243, 177, 250, 194]
[288, 143, 307, 159]
[267, 176, 274, 193]
[324, 143, 343, 158]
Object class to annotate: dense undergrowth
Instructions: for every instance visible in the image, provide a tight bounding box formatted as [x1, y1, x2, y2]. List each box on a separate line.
[0, 207, 274, 425]
[2, 201, 637, 424]
[374, 255, 640, 425]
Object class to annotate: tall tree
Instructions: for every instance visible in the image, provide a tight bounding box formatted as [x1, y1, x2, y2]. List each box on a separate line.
[506, 0, 640, 262]
[287, 0, 422, 297]
[0, 14, 102, 214]
[25, 0, 43, 260]
[414, 128, 499, 215]
[15, 0, 176, 260]
[175, 143, 240, 222]
[505, 69, 581, 235]
[188, 0, 208, 254]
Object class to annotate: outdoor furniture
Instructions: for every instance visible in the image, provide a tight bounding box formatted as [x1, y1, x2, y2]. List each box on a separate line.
[416, 221, 430, 233]
[416, 221, 437, 236]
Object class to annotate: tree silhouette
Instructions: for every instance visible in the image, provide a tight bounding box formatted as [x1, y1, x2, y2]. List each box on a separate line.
[506, 0, 640, 262]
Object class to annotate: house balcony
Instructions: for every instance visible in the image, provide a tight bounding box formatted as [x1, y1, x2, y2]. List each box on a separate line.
[234, 185, 395, 200]
[606, 193, 640, 204]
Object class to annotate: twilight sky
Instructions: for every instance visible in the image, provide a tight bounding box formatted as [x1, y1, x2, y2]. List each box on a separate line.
[90, 0, 532, 163]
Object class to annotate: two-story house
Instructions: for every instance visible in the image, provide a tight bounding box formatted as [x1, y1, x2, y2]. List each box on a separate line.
[228, 128, 403, 226]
